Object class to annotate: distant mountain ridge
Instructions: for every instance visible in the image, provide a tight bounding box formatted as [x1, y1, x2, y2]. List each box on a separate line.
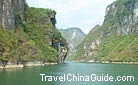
[59, 27, 85, 51]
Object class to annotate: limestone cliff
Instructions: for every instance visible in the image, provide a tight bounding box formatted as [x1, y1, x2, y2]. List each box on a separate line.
[59, 27, 85, 60]
[0, 0, 67, 67]
[0, 0, 27, 30]
[75, 0, 138, 62]
[59, 27, 85, 51]
[105, 0, 138, 35]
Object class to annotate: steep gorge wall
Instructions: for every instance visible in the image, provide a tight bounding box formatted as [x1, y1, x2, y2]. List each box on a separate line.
[105, 0, 138, 35]
[0, 0, 67, 66]
[75, 0, 138, 62]
[0, 0, 27, 30]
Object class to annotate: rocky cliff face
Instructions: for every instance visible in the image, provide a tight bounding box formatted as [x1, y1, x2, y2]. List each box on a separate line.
[0, 0, 67, 67]
[59, 27, 85, 51]
[75, 0, 138, 62]
[105, 0, 138, 35]
[0, 0, 27, 30]
[59, 27, 85, 60]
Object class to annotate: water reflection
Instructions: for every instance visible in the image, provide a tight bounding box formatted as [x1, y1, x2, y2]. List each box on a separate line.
[0, 61, 138, 85]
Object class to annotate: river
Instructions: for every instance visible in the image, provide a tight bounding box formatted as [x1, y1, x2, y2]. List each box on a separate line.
[0, 61, 138, 85]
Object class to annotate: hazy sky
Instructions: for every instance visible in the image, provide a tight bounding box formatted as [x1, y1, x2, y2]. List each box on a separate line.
[27, 0, 116, 34]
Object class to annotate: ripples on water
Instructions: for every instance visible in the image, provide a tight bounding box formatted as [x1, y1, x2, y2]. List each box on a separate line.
[0, 61, 138, 85]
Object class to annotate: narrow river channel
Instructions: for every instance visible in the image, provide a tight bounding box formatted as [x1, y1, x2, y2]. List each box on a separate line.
[0, 61, 138, 85]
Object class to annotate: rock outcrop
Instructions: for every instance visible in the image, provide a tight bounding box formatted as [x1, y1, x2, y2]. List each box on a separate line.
[75, 0, 138, 62]
[59, 27, 85, 60]
[0, 0, 27, 30]
[105, 0, 138, 35]
[0, 0, 68, 68]
[60, 27, 85, 51]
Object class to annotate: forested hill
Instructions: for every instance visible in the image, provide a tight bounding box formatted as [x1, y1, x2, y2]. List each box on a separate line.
[0, 0, 67, 66]
[75, 0, 138, 62]
[59, 27, 85, 51]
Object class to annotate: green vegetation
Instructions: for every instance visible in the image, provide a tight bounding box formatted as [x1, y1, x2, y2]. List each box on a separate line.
[0, 6, 67, 65]
[74, 0, 138, 62]
[59, 27, 85, 60]
[74, 25, 101, 60]
[105, 0, 133, 24]
[59, 27, 85, 49]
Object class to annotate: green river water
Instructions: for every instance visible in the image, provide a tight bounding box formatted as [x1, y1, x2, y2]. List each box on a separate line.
[0, 61, 138, 85]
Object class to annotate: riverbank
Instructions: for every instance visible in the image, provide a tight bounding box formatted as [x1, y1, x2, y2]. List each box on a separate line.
[24, 62, 57, 66]
[74, 59, 138, 64]
[0, 64, 23, 69]
[0, 62, 57, 69]
[110, 61, 138, 64]
[95, 61, 138, 64]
